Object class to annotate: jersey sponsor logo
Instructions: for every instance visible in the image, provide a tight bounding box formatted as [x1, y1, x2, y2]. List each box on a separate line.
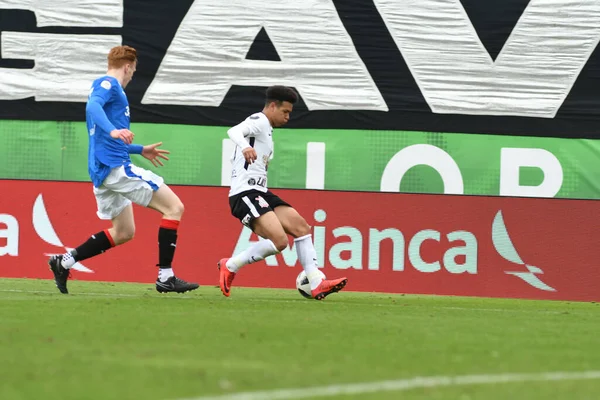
[247, 178, 267, 188]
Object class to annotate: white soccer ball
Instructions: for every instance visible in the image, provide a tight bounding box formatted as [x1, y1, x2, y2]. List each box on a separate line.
[296, 269, 326, 299]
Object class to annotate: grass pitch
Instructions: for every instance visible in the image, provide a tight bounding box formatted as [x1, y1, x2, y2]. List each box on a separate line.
[1, 278, 599, 400]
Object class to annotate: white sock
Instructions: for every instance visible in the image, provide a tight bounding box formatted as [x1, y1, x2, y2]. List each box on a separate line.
[61, 252, 75, 269]
[295, 234, 323, 290]
[226, 239, 279, 273]
[158, 268, 174, 282]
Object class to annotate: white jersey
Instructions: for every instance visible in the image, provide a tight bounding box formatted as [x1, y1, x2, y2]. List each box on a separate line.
[227, 112, 273, 196]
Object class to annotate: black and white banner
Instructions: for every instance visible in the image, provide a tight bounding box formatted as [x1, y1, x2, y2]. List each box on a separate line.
[1, 0, 600, 138]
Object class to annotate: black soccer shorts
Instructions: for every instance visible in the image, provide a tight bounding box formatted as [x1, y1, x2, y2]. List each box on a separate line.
[229, 189, 291, 228]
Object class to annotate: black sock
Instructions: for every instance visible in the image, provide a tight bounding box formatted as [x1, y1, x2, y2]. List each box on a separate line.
[72, 230, 115, 262]
[158, 221, 179, 268]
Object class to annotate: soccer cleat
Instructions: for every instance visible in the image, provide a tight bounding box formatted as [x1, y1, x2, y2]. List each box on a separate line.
[155, 276, 199, 293]
[311, 277, 348, 300]
[217, 258, 236, 297]
[48, 255, 70, 294]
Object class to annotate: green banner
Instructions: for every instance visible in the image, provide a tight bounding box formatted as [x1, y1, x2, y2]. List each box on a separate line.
[1, 120, 599, 199]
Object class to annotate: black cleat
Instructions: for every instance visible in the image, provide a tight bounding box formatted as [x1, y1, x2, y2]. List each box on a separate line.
[48, 255, 70, 294]
[155, 276, 199, 293]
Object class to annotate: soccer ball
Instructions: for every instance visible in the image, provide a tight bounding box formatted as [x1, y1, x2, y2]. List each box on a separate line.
[296, 269, 326, 299]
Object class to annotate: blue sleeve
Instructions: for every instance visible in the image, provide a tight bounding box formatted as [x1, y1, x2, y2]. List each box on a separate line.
[86, 79, 117, 133]
[86, 100, 117, 133]
[128, 144, 143, 154]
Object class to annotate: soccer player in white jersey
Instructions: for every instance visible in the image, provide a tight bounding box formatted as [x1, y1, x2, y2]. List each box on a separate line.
[218, 86, 348, 300]
[47, 45, 199, 294]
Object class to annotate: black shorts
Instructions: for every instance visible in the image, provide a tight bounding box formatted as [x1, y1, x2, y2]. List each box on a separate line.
[229, 189, 291, 228]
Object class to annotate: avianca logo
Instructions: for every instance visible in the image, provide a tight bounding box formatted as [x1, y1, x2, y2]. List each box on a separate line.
[32, 194, 94, 274]
[492, 210, 555, 292]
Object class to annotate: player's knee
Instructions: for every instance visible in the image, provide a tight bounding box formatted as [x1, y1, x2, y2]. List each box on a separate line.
[272, 235, 289, 252]
[164, 199, 184, 220]
[174, 200, 185, 217]
[121, 230, 135, 243]
[113, 227, 135, 244]
[297, 222, 311, 237]
[289, 219, 311, 238]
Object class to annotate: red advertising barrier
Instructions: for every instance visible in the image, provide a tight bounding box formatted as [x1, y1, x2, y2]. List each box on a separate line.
[1, 180, 599, 301]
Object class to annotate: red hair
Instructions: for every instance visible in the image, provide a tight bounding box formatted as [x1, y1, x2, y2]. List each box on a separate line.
[107, 45, 137, 69]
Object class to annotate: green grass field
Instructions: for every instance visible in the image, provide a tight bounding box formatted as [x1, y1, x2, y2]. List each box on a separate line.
[1, 278, 599, 400]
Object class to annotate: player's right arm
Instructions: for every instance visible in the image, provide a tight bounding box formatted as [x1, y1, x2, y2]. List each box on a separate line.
[227, 115, 267, 165]
[228, 120, 256, 164]
[86, 80, 134, 144]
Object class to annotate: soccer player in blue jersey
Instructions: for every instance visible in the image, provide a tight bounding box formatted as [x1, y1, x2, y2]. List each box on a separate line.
[48, 45, 199, 294]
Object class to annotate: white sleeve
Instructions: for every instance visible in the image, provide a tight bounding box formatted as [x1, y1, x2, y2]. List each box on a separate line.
[227, 115, 269, 149]
[227, 120, 253, 150]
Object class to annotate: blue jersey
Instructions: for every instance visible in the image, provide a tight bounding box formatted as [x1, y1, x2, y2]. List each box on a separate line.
[85, 75, 141, 187]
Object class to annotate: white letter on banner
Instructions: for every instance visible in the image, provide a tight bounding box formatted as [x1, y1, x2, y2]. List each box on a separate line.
[0, 214, 19, 256]
[0, 33, 122, 101]
[306, 142, 326, 190]
[380, 144, 464, 194]
[500, 148, 563, 197]
[373, 0, 600, 118]
[143, 0, 387, 111]
[0, 0, 123, 27]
